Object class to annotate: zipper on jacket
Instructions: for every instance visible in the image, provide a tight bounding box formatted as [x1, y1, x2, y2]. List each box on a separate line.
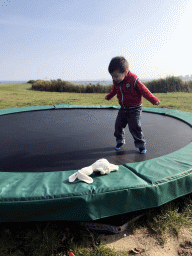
[120, 85, 125, 109]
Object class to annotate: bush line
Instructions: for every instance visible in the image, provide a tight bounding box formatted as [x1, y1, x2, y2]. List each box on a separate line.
[28, 77, 192, 93]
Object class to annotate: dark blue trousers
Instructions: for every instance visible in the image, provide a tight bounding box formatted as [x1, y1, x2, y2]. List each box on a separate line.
[114, 107, 146, 148]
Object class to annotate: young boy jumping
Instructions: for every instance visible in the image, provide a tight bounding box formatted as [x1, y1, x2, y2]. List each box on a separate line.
[105, 56, 160, 153]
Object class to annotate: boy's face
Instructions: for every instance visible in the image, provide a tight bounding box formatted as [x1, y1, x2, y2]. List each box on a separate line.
[111, 70, 128, 83]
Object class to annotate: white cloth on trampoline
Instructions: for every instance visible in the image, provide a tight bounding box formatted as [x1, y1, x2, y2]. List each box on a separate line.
[68, 158, 119, 184]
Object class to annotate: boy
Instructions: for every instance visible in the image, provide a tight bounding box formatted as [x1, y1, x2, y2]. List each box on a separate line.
[105, 56, 160, 153]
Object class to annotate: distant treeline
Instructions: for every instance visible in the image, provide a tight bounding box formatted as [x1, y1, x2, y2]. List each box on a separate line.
[28, 77, 192, 93]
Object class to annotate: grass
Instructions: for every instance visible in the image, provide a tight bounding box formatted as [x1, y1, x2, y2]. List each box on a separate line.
[0, 83, 192, 112]
[0, 83, 192, 255]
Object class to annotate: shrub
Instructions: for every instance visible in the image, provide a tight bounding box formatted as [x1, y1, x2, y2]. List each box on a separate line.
[30, 77, 192, 93]
[27, 80, 36, 84]
[30, 79, 113, 93]
[145, 76, 191, 93]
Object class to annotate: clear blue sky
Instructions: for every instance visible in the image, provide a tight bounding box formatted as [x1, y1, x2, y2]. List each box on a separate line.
[0, 0, 191, 81]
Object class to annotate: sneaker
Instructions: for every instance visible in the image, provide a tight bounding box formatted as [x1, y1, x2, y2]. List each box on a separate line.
[115, 142, 123, 151]
[139, 147, 147, 154]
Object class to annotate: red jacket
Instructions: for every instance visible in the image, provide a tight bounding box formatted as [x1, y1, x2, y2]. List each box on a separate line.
[106, 71, 159, 108]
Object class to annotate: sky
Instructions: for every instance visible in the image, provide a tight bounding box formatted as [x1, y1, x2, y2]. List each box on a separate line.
[0, 0, 192, 81]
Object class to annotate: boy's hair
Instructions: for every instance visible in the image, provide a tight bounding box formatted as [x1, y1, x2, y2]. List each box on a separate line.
[108, 56, 129, 74]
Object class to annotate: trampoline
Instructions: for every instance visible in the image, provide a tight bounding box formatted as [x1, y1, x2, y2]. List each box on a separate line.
[0, 104, 192, 223]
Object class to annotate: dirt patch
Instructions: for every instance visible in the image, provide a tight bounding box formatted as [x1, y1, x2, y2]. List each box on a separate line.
[178, 229, 192, 256]
[100, 227, 192, 255]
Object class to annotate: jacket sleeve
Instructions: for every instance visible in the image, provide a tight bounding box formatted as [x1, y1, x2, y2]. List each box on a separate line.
[106, 85, 117, 100]
[136, 80, 159, 105]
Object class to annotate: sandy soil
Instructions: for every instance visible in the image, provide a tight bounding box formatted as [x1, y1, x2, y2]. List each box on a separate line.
[100, 227, 192, 255]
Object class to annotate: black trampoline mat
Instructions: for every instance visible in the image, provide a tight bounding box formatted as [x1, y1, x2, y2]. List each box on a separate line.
[0, 108, 191, 172]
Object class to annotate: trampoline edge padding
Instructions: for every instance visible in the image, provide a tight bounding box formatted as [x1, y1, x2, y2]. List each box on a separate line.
[0, 104, 192, 222]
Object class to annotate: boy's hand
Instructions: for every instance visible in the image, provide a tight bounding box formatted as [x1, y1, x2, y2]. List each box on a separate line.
[105, 96, 108, 100]
[155, 101, 160, 105]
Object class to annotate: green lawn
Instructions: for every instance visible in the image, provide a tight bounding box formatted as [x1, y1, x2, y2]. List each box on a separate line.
[0, 83, 192, 113]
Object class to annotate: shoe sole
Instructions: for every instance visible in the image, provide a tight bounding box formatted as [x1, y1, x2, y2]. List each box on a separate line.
[115, 143, 123, 151]
[140, 149, 147, 154]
